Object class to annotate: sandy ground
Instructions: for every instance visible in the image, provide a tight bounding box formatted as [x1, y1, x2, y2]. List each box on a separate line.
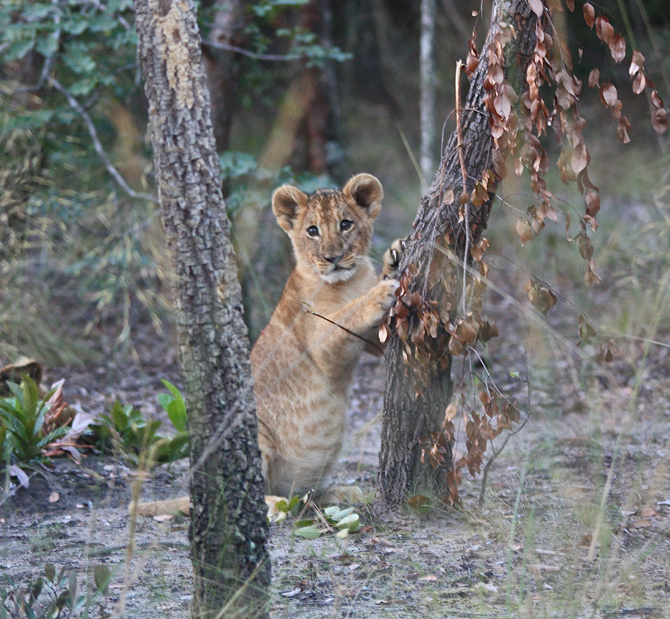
[1, 309, 669, 618]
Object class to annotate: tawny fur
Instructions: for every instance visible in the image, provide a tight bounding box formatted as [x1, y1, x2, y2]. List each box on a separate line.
[132, 174, 402, 516]
[251, 173, 399, 502]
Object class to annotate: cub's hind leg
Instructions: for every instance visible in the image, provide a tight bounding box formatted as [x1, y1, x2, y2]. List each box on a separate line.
[315, 485, 365, 506]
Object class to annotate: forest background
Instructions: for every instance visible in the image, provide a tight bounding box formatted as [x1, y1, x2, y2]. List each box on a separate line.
[1, 0, 670, 617]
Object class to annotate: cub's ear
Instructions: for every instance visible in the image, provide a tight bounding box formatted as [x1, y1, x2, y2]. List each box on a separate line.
[343, 173, 383, 220]
[272, 185, 308, 232]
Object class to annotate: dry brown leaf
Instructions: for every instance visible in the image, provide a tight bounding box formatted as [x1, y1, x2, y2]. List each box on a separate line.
[571, 142, 589, 174]
[378, 323, 390, 344]
[599, 83, 617, 107]
[630, 519, 652, 529]
[444, 402, 458, 422]
[595, 16, 614, 45]
[48, 492, 59, 503]
[516, 219, 533, 244]
[588, 68, 600, 88]
[407, 495, 431, 509]
[528, 0, 544, 17]
[565, 0, 575, 11]
[582, 2, 595, 28]
[616, 117, 631, 144]
[652, 108, 668, 135]
[632, 72, 646, 95]
[585, 189, 601, 216]
[651, 90, 664, 109]
[629, 50, 645, 76]
[609, 33, 626, 63]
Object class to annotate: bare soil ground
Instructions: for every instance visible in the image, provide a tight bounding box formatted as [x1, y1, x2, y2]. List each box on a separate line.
[2, 301, 669, 619]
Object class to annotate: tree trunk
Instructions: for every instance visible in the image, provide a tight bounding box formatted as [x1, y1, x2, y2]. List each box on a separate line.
[377, 0, 540, 511]
[133, 1, 271, 617]
[420, 0, 437, 183]
[202, 0, 250, 152]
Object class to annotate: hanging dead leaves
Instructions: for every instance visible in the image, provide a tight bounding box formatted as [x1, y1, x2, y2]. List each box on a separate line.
[417, 388, 522, 508]
[526, 277, 558, 316]
[384, 240, 499, 396]
[577, 315, 616, 364]
[474, 0, 667, 284]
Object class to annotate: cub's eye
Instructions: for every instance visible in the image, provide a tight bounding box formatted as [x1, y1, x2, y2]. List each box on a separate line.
[306, 225, 320, 238]
[340, 219, 354, 232]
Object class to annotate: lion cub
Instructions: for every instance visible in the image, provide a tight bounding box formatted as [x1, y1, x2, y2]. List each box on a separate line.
[134, 174, 400, 517]
[252, 173, 399, 504]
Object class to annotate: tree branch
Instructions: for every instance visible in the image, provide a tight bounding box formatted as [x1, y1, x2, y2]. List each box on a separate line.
[50, 78, 157, 203]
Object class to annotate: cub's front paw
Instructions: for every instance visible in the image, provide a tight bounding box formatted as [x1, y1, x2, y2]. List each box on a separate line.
[370, 278, 399, 315]
[382, 238, 407, 279]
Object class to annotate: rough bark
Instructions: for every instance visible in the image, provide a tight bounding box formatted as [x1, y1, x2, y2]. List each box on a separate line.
[377, 0, 539, 510]
[133, 1, 271, 617]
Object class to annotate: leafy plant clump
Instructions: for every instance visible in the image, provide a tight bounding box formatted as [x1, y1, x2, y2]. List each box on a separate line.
[270, 495, 363, 539]
[0, 377, 69, 467]
[0, 563, 110, 619]
[88, 380, 188, 465]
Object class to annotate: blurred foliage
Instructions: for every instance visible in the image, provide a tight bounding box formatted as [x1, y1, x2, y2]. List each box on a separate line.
[0, 0, 348, 362]
[0, 562, 110, 618]
[0, 0, 669, 364]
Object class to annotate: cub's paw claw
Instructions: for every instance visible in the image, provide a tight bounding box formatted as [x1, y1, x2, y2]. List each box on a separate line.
[382, 238, 407, 279]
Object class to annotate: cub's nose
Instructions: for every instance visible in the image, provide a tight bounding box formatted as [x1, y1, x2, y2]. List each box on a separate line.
[324, 255, 342, 264]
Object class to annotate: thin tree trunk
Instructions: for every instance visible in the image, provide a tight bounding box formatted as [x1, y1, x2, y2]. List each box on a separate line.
[133, 1, 271, 617]
[377, 0, 540, 511]
[202, 0, 249, 152]
[420, 0, 437, 183]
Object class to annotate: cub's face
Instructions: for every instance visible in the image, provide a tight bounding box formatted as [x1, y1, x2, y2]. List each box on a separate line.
[272, 174, 383, 283]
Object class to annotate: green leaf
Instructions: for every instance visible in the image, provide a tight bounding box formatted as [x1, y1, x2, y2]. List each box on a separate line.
[25, 3, 53, 19]
[68, 79, 97, 97]
[336, 514, 361, 532]
[35, 31, 59, 57]
[218, 152, 257, 180]
[89, 14, 118, 33]
[63, 42, 96, 73]
[45, 564, 56, 582]
[294, 525, 321, 539]
[36, 426, 69, 448]
[110, 401, 129, 432]
[93, 565, 110, 593]
[323, 505, 340, 517]
[159, 381, 187, 432]
[62, 17, 89, 35]
[333, 507, 355, 521]
[285, 495, 300, 511]
[68, 571, 77, 606]
[30, 577, 43, 602]
[294, 519, 315, 528]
